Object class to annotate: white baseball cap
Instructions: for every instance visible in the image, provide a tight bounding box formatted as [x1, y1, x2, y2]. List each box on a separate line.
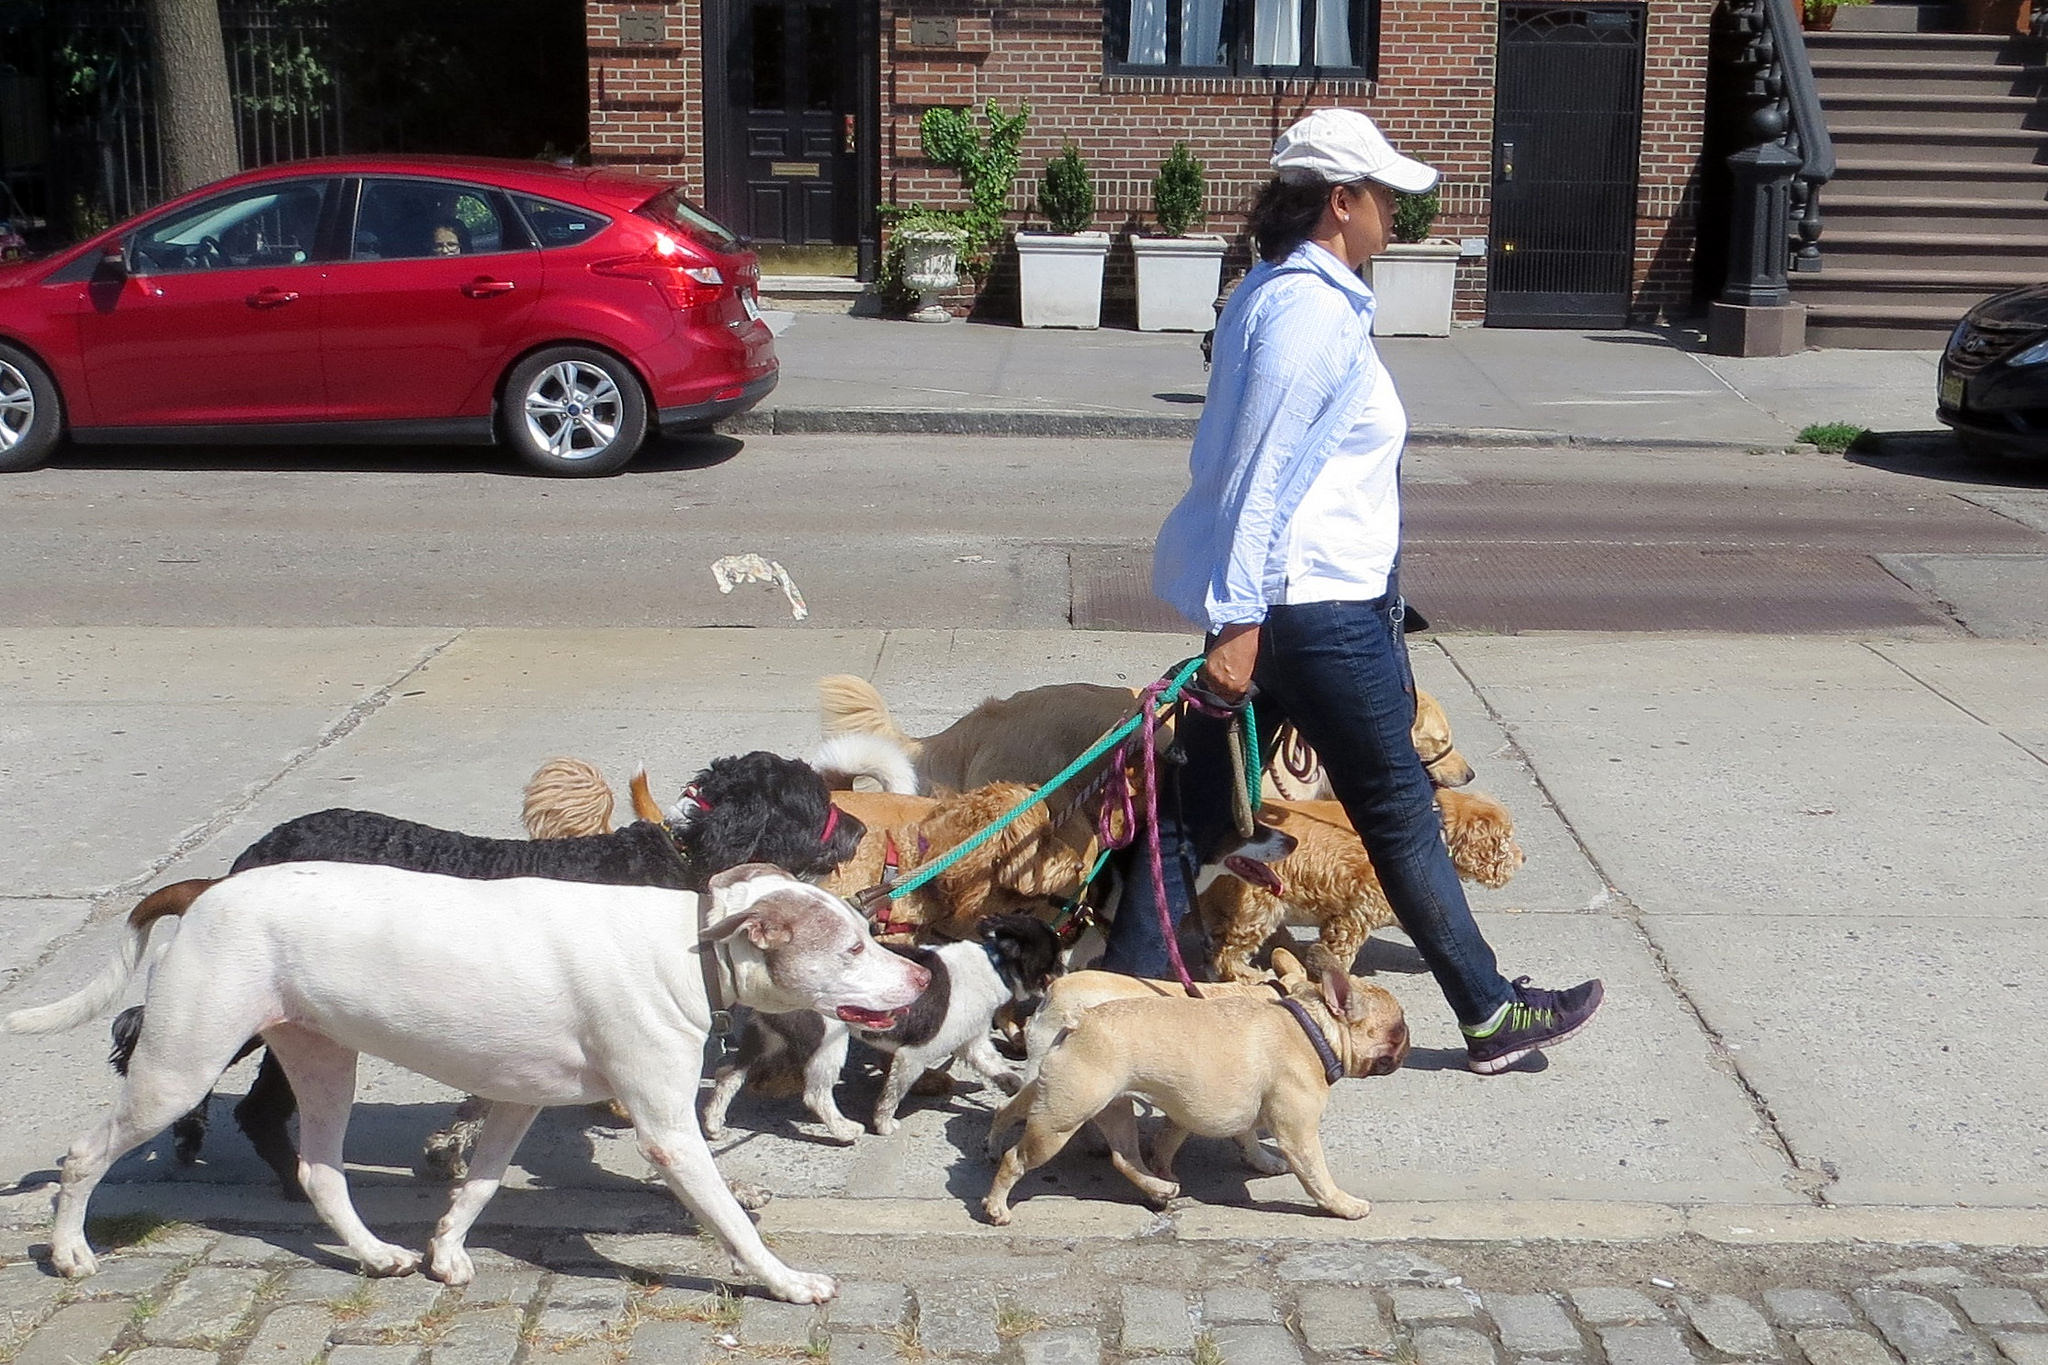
[1270, 109, 1439, 194]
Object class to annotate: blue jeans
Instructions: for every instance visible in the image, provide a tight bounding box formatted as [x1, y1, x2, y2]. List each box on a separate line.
[1099, 591, 1515, 1027]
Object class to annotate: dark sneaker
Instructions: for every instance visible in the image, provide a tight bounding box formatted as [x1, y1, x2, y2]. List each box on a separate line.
[1464, 976, 1604, 1074]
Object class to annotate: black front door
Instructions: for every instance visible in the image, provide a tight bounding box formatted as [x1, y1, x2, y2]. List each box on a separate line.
[707, 0, 860, 246]
[1486, 2, 1646, 327]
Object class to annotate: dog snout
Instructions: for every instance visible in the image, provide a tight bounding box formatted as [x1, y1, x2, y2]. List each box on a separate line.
[1371, 1018, 1411, 1076]
[906, 961, 933, 993]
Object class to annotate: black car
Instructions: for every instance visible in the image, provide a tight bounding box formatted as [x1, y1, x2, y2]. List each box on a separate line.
[1938, 284, 2048, 458]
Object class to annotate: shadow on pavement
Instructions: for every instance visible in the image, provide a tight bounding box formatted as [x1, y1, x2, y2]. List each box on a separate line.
[39, 433, 746, 478]
[1846, 430, 2048, 488]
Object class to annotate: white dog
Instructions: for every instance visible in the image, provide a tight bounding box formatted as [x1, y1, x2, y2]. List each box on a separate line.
[3, 861, 928, 1304]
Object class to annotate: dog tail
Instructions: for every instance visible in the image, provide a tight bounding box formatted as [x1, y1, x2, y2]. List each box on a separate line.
[629, 769, 666, 824]
[3, 878, 217, 1036]
[808, 732, 921, 795]
[522, 756, 616, 839]
[817, 675, 922, 756]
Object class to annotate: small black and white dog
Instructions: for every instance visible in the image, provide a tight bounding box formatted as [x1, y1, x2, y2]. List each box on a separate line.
[110, 750, 865, 1195]
[702, 913, 1064, 1144]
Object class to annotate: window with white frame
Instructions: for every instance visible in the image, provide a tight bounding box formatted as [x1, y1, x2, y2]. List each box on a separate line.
[1109, 0, 1374, 76]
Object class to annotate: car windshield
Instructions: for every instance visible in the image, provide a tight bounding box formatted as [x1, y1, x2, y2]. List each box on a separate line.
[636, 188, 743, 253]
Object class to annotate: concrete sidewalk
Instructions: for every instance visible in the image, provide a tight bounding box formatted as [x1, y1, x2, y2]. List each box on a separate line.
[745, 311, 1946, 449]
[3, 626, 2045, 1254]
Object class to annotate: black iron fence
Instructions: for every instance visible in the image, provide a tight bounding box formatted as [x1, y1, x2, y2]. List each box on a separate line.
[16, 1, 342, 241]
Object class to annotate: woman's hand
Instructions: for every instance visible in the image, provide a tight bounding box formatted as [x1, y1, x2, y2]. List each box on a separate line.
[1200, 623, 1261, 703]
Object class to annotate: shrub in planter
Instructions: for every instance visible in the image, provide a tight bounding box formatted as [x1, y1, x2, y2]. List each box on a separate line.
[1038, 143, 1097, 235]
[1133, 141, 1226, 332]
[1021, 143, 1108, 327]
[1392, 188, 1440, 245]
[1153, 141, 1206, 237]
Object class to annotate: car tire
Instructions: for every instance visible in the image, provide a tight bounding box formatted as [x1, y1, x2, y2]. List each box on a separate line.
[0, 342, 64, 473]
[500, 346, 648, 477]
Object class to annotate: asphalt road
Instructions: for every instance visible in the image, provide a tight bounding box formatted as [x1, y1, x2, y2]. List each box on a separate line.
[4, 432, 2045, 633]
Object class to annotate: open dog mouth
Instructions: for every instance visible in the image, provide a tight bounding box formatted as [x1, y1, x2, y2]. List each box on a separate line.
[1224, 854, 1285, 895]
[836, 1005, 903, 1030]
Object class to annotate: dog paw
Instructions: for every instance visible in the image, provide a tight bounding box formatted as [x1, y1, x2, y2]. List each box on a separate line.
[821, 1120, 863, 1146]
[1241, 1146, 1291, 1176]
[426, 1243, 475, 1284]
[360, 1244, 423, 1277]
[991, 1070, 1024, 1096]
[980, 1197, 1014, 1226]
[49, 1241, 97, 1278]
[418, 1137, 469, 1183]
[766, 1269, 838, 1304]
[1325, 1196, 1371, 1220]
[727, 1179, 774, 1211]
[872, 1115, 899, 1137]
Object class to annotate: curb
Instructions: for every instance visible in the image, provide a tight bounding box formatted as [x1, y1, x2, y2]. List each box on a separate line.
[31, 1185, 2048, 1250]
[719, 407, 1785, 450]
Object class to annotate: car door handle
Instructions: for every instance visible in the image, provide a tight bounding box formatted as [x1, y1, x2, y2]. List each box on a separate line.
[462, 278, 517, 298]
[246, 287, 300, 308]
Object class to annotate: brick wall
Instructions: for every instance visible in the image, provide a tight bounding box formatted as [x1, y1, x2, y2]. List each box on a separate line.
[587, 0, 703, 197]
[589, 0, 1713, 324]
[884, 0, 1712, 323]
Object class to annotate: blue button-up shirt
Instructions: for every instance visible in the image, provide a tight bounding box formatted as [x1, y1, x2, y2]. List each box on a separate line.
[1152, 241, 1392, 633]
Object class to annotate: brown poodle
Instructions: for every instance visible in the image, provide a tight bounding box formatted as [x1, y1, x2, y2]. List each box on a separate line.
[1198, 789, 1524, 983]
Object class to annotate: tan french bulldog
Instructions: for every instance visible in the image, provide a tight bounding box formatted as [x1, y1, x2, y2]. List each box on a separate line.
[982, 970, 1408, 1224]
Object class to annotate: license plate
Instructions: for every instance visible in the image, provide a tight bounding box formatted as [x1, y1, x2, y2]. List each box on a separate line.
[1940, 371, 1965, 411]
[740, 288, 760, 322]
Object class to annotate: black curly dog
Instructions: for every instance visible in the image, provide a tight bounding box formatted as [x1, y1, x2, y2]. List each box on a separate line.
[109, 750, 865, 1198]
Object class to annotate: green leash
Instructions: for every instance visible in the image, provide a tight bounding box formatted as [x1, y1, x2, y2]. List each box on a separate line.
[882, 657, 1204, 904]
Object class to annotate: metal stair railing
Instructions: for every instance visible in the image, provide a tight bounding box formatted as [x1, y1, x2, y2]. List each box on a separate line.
[1717, 0, 1837, 306]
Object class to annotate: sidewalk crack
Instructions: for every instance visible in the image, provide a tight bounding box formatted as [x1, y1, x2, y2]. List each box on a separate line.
[1437, 639, 1838, 1207]
[0, 630, 468, 997]
[1862, 640, 2047, 767]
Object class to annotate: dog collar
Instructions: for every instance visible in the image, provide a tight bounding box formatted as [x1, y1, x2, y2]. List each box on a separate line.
[692, 896, 739, 1051]
[821, 804, 841, 842]
[1279, 996, 1345, 1085]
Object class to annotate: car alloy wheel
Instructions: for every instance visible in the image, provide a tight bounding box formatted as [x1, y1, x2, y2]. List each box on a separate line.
[522, 360, 624, 462]
[0, 359, 35, 453]
[0, 343, 61, 473]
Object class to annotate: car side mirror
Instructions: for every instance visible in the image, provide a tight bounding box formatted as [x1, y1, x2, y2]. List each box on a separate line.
[94, 241, 130, 280]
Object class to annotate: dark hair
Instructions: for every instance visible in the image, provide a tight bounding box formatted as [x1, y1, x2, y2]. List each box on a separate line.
[1247, 174, 1364, 263]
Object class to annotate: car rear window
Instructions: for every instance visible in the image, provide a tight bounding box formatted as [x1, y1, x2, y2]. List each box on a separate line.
[512, 195, 611, 249]
[636, 188, 743, 253]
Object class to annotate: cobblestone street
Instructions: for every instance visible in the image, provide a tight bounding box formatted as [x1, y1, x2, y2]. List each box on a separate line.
[2, 1219, 2044, 1365]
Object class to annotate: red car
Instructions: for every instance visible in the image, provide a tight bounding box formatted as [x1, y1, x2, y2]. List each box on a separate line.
[0, 156, 776, 476]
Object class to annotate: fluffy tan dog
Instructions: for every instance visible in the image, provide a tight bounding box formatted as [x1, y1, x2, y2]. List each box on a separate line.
[817, 675, 1474, 797]
[1199, 789, 1524, 983]
[822, 784, 1110, 941]
[982, 970, 1408, 1224]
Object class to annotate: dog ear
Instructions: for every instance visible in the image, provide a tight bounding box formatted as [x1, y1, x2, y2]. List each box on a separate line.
[1319, 967, 1355, 1019]
[1269, 946, 1308, 987]
[702, 889, 804, 949]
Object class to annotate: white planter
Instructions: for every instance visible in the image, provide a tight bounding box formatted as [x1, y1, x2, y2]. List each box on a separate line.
[1365, 241, 1462, 337]
[1016, 231, 1110, 329]
[1130, 234, 1227, 332]
[897, 229, 962, 324]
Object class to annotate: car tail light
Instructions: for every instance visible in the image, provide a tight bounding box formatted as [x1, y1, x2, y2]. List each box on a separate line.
[590, 232, 728, 310]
